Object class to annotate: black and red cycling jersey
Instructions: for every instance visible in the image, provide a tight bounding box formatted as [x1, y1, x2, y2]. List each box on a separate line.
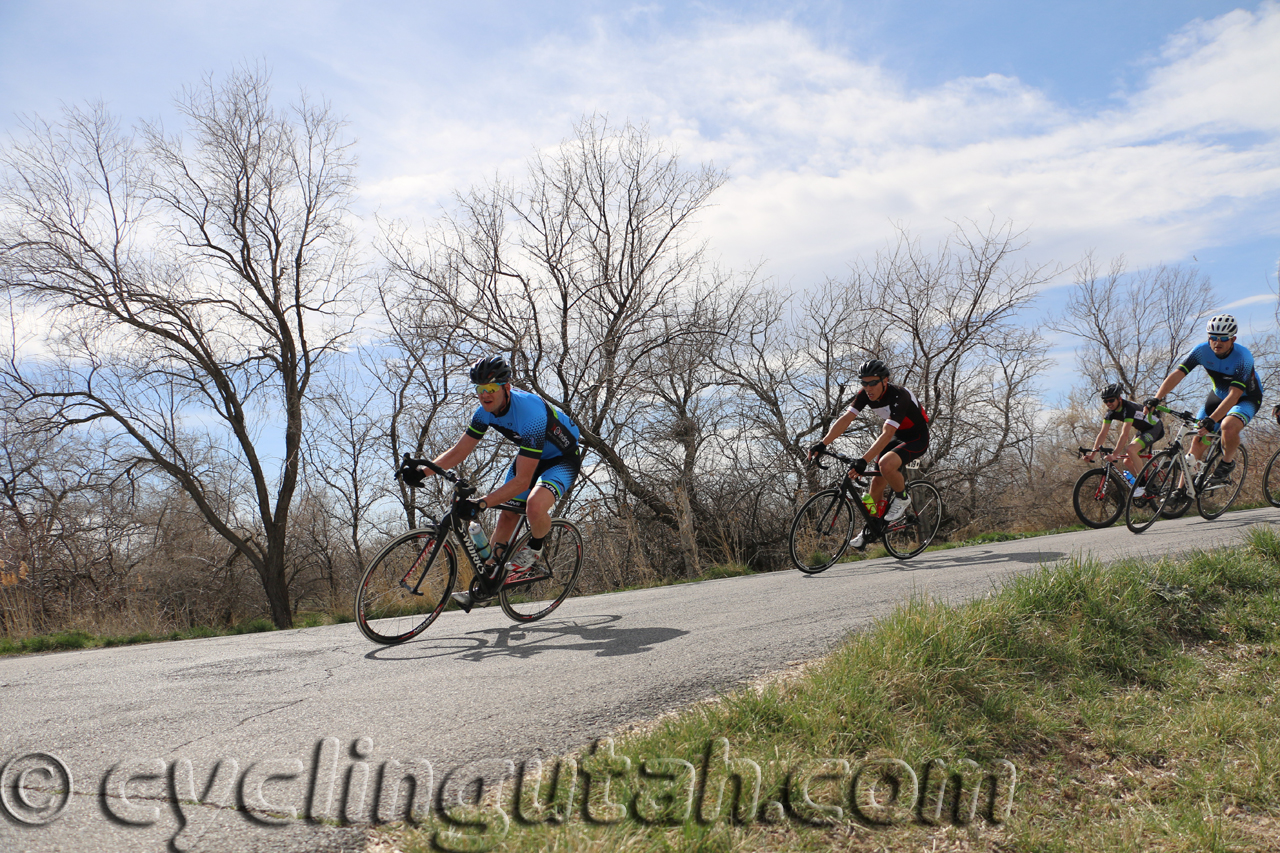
[847, 384, 930, 444]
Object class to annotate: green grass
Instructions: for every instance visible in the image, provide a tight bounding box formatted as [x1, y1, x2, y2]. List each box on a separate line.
[385, 526, 1280, 853]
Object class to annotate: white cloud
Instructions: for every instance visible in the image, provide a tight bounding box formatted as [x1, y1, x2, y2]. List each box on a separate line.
[358, 5, 1280, 289]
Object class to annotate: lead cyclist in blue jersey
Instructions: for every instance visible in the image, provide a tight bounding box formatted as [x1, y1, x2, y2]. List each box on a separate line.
[1144, 314, 1263, 484]
[403, 354, 581, 611]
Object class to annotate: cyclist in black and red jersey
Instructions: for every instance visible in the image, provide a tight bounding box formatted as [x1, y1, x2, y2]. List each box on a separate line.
[808, 359, 930, 549]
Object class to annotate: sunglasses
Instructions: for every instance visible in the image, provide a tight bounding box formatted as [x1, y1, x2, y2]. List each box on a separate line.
[1208, 334, 1233, 343]
[1102, 397, 1119, 404]
[474, 383, 502, 395]
[860, 378, 883, 387]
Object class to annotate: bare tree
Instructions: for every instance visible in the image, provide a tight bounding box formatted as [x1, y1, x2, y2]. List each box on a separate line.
[1048, 254, 1213, 400]
[0, 68, 360, 628]
[382, 116, 737, 575]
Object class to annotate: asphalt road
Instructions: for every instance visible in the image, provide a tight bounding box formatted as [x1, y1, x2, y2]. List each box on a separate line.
[2, 506, 1277, 852]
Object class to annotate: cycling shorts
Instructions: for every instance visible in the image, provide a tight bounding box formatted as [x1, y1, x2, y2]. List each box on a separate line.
[878, 437, 929, 467]
[503, 451, 580, 503]
[1196, 394, 1257, 428]
[1133, 419, 1165, 449]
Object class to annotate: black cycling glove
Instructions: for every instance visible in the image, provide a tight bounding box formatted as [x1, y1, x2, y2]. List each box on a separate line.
[851, 457, 868, 475]
[1198, 416, 1217, 432]
[454, 497, 484, 520]
[398, 463, 425, 488]
[808, 441, 827, 460]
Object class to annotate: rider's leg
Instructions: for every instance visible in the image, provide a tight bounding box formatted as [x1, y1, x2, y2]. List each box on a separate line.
[524, 485, 556, 539]
[492, 508, 523, 555]
[1219, 414, 1243, 463]
[879, 451, 906, 494]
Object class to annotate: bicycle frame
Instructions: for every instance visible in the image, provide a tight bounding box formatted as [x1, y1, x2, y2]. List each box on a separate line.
[810, 448, 898, 540]
[1151, 407, 1216, 503]
[401, 455, 529, 598]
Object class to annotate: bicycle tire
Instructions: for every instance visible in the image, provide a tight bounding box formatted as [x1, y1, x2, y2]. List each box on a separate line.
[1125, 451, 1177, 533]
[1071, 468, 1125, 528]
[499, 519, 584, 622]
[355, 527, 457, 644]
[1265, 448, 1280, 508]
[881, 481, 942, 559]
[1197, 442, 1248, 520]
[788, 489, 855, 573]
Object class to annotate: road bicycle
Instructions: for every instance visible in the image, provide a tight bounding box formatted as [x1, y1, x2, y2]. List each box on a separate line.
[1124, 407, 1249, 533]
[355, 455, 584, 644]
[1072, 445, 1189, 528]
[788, 445, 943, 571]
[1263, 405, 1280, 508]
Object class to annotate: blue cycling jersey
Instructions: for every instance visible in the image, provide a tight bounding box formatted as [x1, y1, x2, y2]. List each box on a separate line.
[1178, 342, 1264, 405]
[467, 387, 581, 461]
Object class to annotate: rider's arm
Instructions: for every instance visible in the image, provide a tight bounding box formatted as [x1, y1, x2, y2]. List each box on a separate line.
[1107, 423, 1131, 460]
[817, 408, 857, 448]
[1147, 368, 1186, 413]
[1087, 421, 1112, 461]
[479, 455, 539, 509]
[429, 434, 480, 474]
[863, 420, 898, 463]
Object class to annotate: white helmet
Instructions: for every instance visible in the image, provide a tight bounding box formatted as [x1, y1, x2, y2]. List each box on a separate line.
[1206, 314, 1237, 337]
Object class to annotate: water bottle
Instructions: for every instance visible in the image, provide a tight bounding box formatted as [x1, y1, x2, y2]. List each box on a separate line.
[1185, 452, 1201, 477]
[862, 493, 876, 515]
[1122, 470, 1136, 486]
[468, 521, 492, 561]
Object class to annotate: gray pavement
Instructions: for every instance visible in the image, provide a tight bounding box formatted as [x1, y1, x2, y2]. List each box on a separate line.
[2, 506, 1276, 851]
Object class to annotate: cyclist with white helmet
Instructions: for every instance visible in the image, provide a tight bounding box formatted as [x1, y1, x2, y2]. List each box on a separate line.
[1084, 382, 1164, 484]
[401, 354, 581, 611]
[808, 359, 930, 550]
[1144, 314, 1263, 484]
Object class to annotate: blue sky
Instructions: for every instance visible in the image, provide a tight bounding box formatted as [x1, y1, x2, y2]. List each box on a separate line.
[2, 1, 1278, 399]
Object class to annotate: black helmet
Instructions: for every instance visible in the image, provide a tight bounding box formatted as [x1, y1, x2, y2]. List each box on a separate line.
[468, 355, 511, 386]
[858, 359, 890, 379]
[1099, 383, 1123, 400]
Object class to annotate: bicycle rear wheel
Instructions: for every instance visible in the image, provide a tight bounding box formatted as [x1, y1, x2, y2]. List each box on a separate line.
[1265, 448, 1280, 508]
[356, 527, 457, 644]
[1125, 451, 1177, 533]
[499, 519, 584, 622]
[788, 489, 855, 573]
[1071, 468, 1125, 528]
[883, 481, 943, 559]
[1197, 442, 1247, 520]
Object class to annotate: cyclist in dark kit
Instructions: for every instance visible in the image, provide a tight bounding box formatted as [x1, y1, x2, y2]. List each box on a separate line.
[808, 359, 929, 550]
[1084, 382, 1165, 494]
[400, 355, 581, 611]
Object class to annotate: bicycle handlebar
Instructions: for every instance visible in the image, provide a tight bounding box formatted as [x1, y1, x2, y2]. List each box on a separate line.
[1079, 446, 1115, 456]
[808, 445, 880, 477]
[400, 453, 478, 500]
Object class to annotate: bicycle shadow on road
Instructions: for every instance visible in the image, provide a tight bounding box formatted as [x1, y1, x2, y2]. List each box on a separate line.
[363, 613, 688, 663]
[800, 548, 1071, 579]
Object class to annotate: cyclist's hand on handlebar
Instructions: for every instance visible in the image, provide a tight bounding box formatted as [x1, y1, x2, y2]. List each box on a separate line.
[807, 441, 827, 464]
[851, 457, 868, 476]
[1142, 397, 1162, 415]
[454, 497, 484, 520]
[1198, 416, 1217, 432]
[397, 462, 426, 487]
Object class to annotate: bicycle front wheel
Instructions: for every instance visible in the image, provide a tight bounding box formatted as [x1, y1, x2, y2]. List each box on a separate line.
[1265, 448, 1280, 508]
[356, 528, 457, 644]
[788, 489, 855, 573]
[1197, 442, 1248, 520]
[499, 519, 584, 622]
[1072, 468, 1125, 528]
[1125, 451, 1176, 533]
[883, 481, 943, 559]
